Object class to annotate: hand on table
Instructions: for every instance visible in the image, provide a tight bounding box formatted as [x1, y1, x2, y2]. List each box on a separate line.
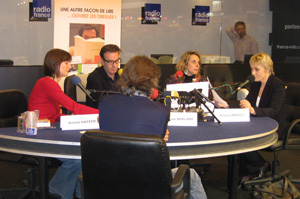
[240, 99, 256, 115]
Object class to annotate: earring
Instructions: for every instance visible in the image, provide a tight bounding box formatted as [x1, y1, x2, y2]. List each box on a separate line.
[184, 70, 188, 75]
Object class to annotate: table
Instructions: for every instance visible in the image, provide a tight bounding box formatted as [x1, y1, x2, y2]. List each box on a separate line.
[0, 117, 278, 199]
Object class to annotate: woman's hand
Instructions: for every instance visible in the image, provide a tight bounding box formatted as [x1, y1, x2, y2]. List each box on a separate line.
[240, 99, 256, 115]
[164, 129, 170, 142]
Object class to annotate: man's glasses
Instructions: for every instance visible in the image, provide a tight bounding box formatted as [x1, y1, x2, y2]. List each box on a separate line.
[103, 58, 121, 65]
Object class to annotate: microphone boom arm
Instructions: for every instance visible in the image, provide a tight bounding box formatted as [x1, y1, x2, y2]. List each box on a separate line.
[194, 89, 221, 108]
[192, 89, 222, 126]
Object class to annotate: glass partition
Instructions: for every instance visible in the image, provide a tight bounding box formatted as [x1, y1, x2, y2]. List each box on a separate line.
[0, 0, 272, 65]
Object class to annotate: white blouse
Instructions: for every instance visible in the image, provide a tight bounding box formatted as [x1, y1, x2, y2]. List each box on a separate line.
[256, 96, 261, 107]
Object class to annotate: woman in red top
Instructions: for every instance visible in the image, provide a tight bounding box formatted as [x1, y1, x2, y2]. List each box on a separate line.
[29, 48, 98, 123]
[28, 48, 98, 199]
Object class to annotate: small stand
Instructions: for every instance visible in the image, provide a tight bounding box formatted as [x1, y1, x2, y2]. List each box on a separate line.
[192, 89, 222, 126]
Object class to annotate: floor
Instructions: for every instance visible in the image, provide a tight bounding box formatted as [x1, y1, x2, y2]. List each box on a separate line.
[0, 150, 300, 199]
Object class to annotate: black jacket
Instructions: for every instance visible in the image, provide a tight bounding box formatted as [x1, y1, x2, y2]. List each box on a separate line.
[86, 67, 120, 108]
[246, 75, 288, 139]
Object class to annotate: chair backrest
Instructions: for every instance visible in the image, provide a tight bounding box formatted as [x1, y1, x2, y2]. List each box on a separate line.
[64, 74, 89, 103]
[81, 130, 173, 199]
[0, 89, 27, 127]
[150, 57, 159, 64]
[203, 65, 236, 100]
[285, 82, 300, 134]
[158, 56, 173, 64]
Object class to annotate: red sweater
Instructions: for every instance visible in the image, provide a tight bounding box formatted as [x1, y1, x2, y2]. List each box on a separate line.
[29, 77, 98, 123]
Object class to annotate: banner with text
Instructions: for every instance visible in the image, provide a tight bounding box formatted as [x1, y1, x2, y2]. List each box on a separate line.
[33, 0, 51, 18]
[270, 1, 300, 63]
[192, 5, 210, 26]
[54, 0, 121, 65]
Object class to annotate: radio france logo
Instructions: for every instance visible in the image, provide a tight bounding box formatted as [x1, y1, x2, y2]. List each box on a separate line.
[33, 0, 51, 18]
[145, 3, 161, 22]
[195, 6, 210, 23]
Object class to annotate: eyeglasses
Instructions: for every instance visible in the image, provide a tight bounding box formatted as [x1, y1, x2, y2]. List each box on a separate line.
[103, 58, 121, 65]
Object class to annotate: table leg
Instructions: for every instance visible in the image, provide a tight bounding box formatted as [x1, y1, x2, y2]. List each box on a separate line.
[38, 157, 48, 199]
[228, 154, 240, 199]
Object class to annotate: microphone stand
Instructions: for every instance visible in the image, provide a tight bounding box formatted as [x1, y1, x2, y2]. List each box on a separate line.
[89, 90, 120, 94]
[194, 89, 221, 108]
[89, 90, 120, 101]
[192, 89, 222, 126]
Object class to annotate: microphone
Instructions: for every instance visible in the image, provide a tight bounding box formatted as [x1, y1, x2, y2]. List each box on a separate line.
[177, 91, 192, 101]
[71, 76, 95, 101]
[150, 89, 159, 99]
[233, 75, 254, 94]
[175, 71, 184, 83]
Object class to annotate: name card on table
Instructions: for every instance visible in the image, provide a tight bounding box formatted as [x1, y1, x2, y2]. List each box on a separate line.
[168, 112, 198, 126]
[60, 114, 99, 130]
[214, 108, 250, 123]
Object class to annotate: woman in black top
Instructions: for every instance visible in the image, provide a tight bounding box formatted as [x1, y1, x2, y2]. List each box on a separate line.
[239, 53, 288, 180]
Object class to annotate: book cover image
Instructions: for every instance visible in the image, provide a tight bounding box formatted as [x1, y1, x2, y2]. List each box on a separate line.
[69, 23, 105, 64]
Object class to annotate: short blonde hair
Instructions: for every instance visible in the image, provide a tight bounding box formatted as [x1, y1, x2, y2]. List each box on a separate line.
[249, 53, 275, 75]
[176, 51, 201, 77]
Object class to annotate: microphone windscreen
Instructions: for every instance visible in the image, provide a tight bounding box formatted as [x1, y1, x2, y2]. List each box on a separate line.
[71, 76, 81, 85]
[177, 91, 191, 97]
[118, 68, 123, 76]
[150, 89, 159, 99]
[175, 71, 184, 78]
[247, 75, 254, 83]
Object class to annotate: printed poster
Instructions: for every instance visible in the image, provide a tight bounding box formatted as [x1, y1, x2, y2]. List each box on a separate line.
[54, 0, 121, 66]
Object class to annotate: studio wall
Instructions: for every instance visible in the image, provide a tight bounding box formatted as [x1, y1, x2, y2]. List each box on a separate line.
[270, 0, 300, 63]
[0, 0, 272, 65]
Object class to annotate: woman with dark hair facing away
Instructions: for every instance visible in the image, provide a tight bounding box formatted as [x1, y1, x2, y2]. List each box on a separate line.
[29, 48, 98, 199]
[239, 53, 288, 182]
[99, 55, 207, 199]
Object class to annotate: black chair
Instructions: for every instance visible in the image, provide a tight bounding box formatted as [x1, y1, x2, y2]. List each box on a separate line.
[242, 119, 300, 188]
[202, 64, 237, 101]
[0, 89, 61, 199]
[0, 89, 39, 198]
[63, 74, 89, 114]
[241, 82, 300, 189]
[80, 130, 191, 199]
[0, 59, 13, 66]
[0, 89, 27, 127]
[285, 82, 300, 134]
[64, 74, 89, 104]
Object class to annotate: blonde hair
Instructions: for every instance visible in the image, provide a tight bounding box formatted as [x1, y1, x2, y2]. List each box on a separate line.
[176, 51, 201, 77]
[249, 53, 275, 75]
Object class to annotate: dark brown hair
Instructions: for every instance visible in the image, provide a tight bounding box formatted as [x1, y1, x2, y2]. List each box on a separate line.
[234, 21, 246, 30]
[100, 44, 121, 59]
[118, 55, 161, 97]
[78, 24, 99, 37]
[43, 49, 71, 78]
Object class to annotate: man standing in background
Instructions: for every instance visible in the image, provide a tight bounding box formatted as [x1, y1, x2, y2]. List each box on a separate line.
[226, 21, 259, 63]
